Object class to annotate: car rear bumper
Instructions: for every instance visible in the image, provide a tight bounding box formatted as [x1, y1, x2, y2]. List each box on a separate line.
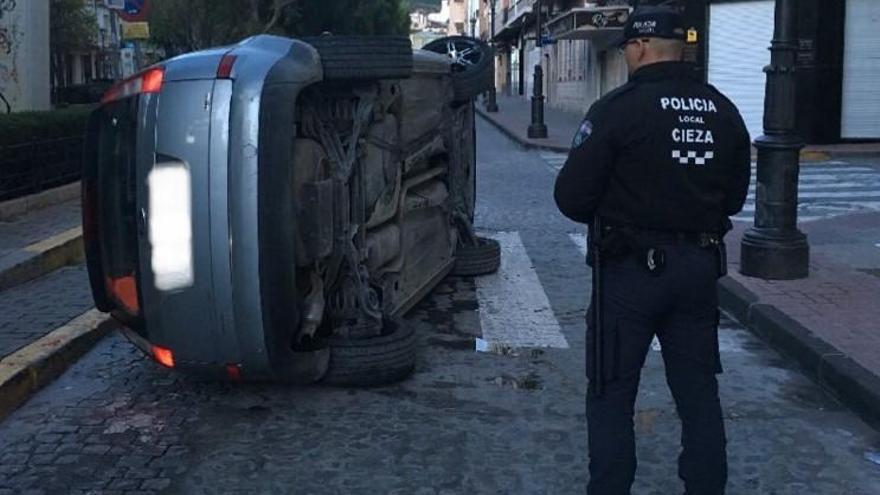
[86, 36, 325, 380]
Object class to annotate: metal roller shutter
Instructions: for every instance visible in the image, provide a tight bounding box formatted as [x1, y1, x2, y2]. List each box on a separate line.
[841, 0, 880, 139]
[708, 0, 775, 141]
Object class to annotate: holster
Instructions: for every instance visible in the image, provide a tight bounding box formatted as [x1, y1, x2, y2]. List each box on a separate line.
[586, 227, 637, 266]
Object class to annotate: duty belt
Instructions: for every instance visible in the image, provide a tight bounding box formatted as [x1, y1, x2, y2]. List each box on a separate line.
[619, 228, 722, 247]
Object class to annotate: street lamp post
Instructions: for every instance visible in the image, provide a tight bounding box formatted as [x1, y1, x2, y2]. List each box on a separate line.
[740, 0, 809, 279]
[527, 0, 547, 138]
[486, 0, 499, 112]
[470, 16, 477, 37]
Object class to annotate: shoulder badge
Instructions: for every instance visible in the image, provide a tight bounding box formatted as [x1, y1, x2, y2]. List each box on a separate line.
[572, 119, 593, 148]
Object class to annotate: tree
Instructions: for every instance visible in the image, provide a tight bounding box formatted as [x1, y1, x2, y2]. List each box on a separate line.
[49, 0, 97, 93]
[283, 0, 409, 36]
[149, 0, 409, 56]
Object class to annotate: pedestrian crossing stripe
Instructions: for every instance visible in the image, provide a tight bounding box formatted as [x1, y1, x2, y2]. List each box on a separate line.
[537, 152, 880, 223]
[475, 231, 569, 350]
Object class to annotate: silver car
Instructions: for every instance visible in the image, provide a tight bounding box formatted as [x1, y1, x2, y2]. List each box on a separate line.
[83, 34, 499, 385]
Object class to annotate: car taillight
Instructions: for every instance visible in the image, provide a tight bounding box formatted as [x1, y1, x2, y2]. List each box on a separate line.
[151, 345, 175, 368]
[225, 364, 242, 381]
[217, 54, 237, 79]
[105, 274, 140, 315]
[101, 67, 165, 104]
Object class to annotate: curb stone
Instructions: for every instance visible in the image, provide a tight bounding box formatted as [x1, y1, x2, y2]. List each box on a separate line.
[718, 277, 880, 427]
[0, 227, 85, 292]
[0, 182, 80, 221]
[0, 309, 115, 421]
[475, 107, 571, 154]
[477, 107, 876, 163]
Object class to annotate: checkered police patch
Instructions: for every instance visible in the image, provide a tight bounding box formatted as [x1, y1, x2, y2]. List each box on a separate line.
[572, 119, 593, 148]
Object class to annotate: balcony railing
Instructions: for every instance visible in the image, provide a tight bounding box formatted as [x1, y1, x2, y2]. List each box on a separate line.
[505, 0, 534, 28]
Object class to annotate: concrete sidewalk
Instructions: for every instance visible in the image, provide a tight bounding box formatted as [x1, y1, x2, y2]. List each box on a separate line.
[477, 94, 880, 161]
[0, 194, 84, 292]
[719, 220, 880, 425]
[478, 94, 880, 424]
[0, 186, 110, 420]
[477, 95, 579, 153]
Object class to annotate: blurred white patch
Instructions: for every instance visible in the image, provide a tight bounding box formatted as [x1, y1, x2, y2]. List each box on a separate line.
[148, 163, 194, 291]
[651, 336, 662, 351]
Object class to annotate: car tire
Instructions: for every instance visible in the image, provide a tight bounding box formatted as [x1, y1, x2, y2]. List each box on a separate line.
[423, 36, 494, 103]
[304, 35, 413, 81]
[323, 319, 416, 387]
[452, 236, 501, 277]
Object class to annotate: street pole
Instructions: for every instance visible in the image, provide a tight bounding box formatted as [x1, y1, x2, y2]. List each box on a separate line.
[527, 0, 547, 138]
[486, 0, 499, 112]
[740, 0, 809, 279]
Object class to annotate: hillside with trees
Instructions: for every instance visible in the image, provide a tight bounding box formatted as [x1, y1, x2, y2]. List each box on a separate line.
[149, 0, 410, 55]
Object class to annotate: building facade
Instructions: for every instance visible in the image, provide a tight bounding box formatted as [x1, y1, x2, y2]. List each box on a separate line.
[409, 2, 447, 49]
[448, 0, 470, 35]
[0, 0, 50, 112]
[63, 0, 125, 87]
[706, 0, 880, 142]
[485, 1, 640, 114]
[481, 0, 880, 143]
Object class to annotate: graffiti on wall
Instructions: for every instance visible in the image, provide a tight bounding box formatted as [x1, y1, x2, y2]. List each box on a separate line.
[0, 0, 21, 112]
[0, 0, 16, 21]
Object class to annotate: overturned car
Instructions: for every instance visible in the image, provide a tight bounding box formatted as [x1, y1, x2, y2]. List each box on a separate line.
[83, 35, 499, 385]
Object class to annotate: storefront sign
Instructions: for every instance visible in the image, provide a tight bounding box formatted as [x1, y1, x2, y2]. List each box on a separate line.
[586, 9, 629, 29]
[548, 7, 630, 40]
[122, 21, 150, 40]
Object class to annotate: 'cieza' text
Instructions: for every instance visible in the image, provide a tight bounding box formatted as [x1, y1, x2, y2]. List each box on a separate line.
[672, 128, 714, 144]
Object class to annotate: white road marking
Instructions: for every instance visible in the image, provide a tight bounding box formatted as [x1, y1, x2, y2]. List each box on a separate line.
[542, 151, 880, 223]
[757, 167, 875, 174]
[738, 165, 880, 222]
[785, 173, 880, 182]
[539, 152, 568, 172]
[568, 231, 588, 258]
[782, 191, 880, 199]
[750, 182, 878, 191]
[476, 232, 569, 349]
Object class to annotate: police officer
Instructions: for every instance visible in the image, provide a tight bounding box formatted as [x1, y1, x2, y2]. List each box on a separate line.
[553, 5, 751, 495]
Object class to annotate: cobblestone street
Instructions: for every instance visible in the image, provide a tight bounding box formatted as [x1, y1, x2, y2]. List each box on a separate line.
[0, 120, 878, 494]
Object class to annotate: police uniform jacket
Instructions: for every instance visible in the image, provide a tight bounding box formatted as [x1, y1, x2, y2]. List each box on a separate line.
[554, 61, 751, 233]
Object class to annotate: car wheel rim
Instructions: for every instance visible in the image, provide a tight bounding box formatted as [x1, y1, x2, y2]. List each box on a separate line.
[444, 40, 483, 72]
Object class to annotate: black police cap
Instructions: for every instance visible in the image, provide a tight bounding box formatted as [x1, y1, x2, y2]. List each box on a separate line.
[613, 6, 686, 47]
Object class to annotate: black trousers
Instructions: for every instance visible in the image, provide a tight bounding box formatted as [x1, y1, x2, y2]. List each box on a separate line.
[586, 242, 727, 495]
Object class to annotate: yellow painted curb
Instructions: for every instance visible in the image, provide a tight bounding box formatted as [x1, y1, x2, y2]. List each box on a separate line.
[801, 150, 831, 162]
[24, 227, 83, 254]
[0, 309, 114, 421]
[0, 227, 84, 292]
